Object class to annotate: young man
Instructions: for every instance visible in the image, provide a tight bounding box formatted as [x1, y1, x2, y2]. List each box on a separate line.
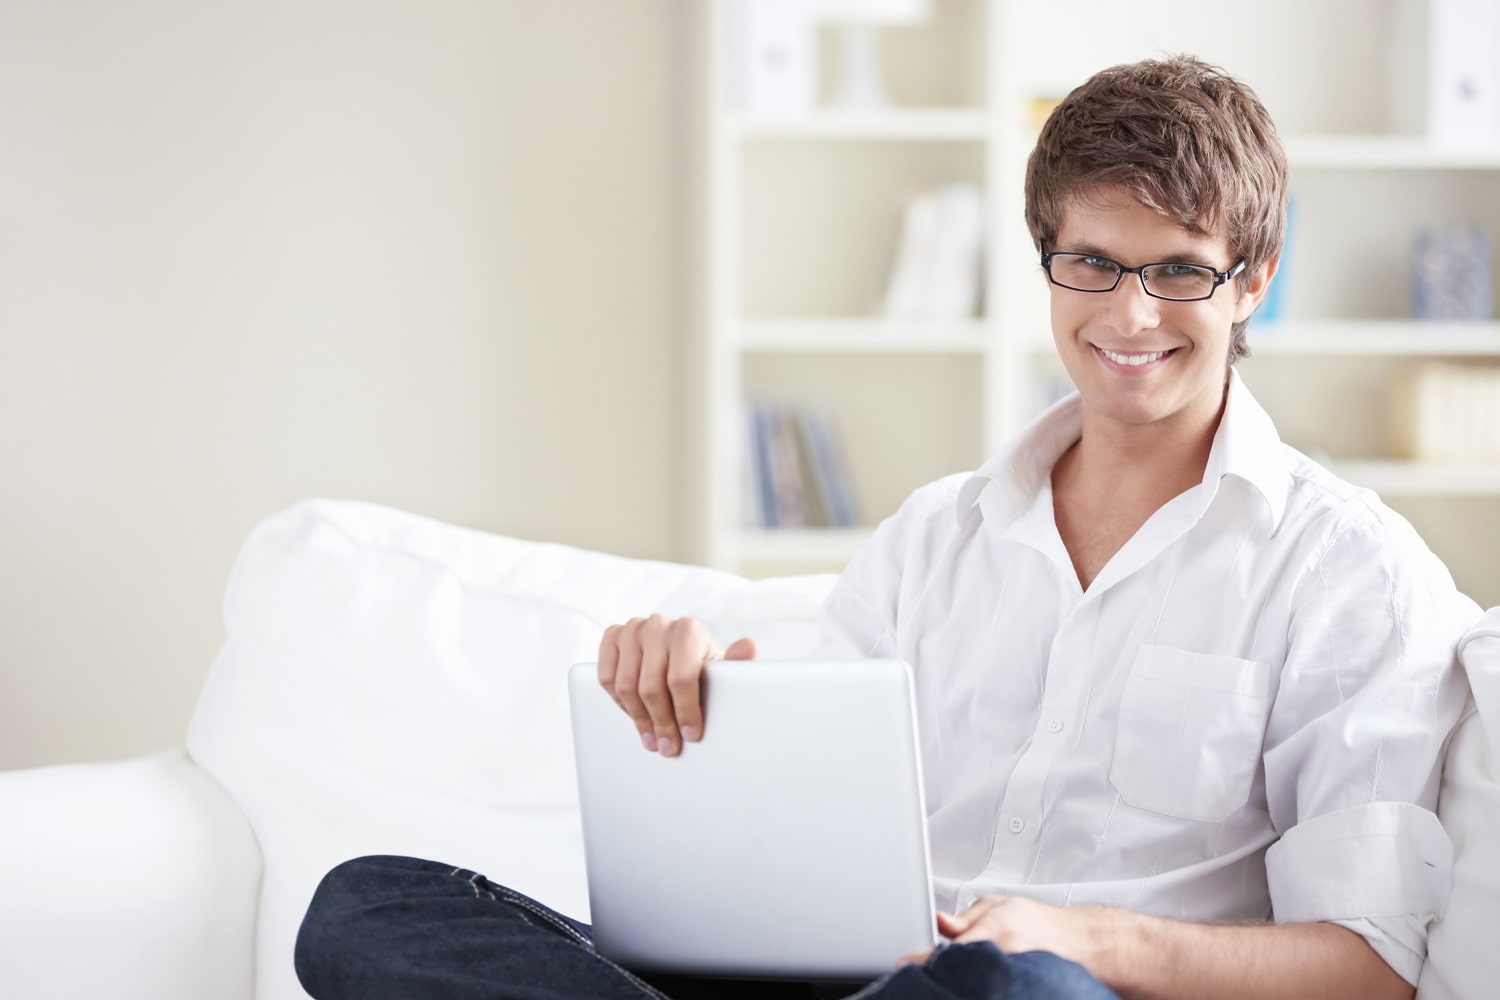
[296, 57, 1477, 1000]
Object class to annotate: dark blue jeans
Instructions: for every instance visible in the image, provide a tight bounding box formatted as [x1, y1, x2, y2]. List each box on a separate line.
[295, 856, 1120, 1000]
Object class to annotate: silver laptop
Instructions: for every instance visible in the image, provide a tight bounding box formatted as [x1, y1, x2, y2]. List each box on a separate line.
[567, 658, 937, 981]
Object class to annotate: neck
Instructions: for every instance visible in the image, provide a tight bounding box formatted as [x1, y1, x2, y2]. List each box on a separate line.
[1060, 383, 1228, 506]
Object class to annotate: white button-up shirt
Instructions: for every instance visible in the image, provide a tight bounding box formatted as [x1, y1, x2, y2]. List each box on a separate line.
[820, 371, 1477, 985]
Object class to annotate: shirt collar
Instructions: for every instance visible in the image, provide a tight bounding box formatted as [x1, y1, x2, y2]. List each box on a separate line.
[1204, 367, 1290, 529]
[955, 367, 1289, 531]
[955, 392, 1081, 527]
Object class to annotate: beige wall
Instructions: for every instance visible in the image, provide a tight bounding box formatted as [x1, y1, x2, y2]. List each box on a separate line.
[0, 1, 688, 769]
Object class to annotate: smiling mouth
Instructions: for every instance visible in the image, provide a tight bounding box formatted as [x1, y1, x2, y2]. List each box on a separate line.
[1098, 346, 1177, 367]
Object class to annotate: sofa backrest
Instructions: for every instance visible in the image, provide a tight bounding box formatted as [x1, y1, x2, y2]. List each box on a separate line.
[186, 500, 835, 1000]
[186, 500, 1500, 1000]
[1418, 610, 1500, 1000]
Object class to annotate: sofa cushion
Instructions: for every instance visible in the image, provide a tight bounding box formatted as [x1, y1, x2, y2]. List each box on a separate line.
[186, 499, 835, 1000]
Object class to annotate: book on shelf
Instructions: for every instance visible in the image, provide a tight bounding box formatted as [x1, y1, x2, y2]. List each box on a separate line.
[881, 184, 985, 321]
[1389, 0, 1500, 146]
[732, 0, 817, 119]
[743, 404, 860, 530]
[1389, 362, 1500, 463]
[745, 404, 776, 530]
[1411, 226, 1493, 321]
[1254, 195, 1295, 327]
[767, 408, 808, 528]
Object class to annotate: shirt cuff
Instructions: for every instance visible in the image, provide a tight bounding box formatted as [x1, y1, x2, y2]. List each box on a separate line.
[1267, 802, 1453, 982]
[1327, 916, 1427, 987]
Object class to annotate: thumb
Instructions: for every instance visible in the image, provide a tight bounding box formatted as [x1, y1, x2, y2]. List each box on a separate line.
[722, 637, 758, 661]
[936, 911, 968, 939]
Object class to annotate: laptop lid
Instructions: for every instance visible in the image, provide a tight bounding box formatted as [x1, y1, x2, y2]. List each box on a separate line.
[567, 659, 937, 981]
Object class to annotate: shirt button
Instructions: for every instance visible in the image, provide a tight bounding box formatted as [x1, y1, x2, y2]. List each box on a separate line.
[1046, 719, 1064, 733]
[1008, 817, 1025, 834]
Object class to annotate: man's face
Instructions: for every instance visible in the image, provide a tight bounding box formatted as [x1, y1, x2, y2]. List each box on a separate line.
[1048, 187, 1269, 438]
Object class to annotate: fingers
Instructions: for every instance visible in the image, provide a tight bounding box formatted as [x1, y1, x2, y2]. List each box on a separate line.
[900, 902, 998, 969]
[636, 615, 685, 756]
[723, 636, 758, 661]
[665, 622, 712, 749]
[900, 899, 1007, 970]
[600, 618, 655, 749]
[902, 904, 985, 967]
[935, 911, 968, 939]
[599, 615, 738, 757]
[944, 897, 1017, 946]
[665, 630, 757, 749]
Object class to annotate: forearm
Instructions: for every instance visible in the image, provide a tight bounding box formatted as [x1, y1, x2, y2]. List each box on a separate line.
[1100, 911, 1412, 1000]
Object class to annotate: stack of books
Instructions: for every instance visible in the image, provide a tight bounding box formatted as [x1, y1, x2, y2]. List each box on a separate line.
[743, 404, 859, 530]
[1389, 363, 1500, 463]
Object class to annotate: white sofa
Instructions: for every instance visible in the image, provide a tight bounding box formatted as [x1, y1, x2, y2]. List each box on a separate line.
[1, 499, 1497, 1000]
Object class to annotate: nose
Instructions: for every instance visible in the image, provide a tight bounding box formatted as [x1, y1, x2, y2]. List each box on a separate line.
[1100, 271, 1163, 337]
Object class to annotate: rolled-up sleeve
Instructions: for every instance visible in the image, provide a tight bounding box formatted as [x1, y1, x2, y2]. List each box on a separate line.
[1266, 803, 1452, 983]
[1262, 510, 1476, 984]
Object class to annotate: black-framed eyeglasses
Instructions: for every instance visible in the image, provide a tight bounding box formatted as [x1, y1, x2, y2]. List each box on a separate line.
[1040, 251, 1246, 302]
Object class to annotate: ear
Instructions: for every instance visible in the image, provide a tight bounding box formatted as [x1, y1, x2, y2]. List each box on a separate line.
[1233, 254, 1280, 323]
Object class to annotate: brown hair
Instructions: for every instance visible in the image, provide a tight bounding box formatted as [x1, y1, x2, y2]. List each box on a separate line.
[1024, 55, 1288, 362]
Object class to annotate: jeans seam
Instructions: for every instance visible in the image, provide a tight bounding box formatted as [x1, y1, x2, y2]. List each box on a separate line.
[449, 869, 671, 1000]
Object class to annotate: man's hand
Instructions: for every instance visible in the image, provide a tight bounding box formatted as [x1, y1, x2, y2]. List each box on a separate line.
[902, 896, 1111, 972]
[597, 614, 756, 757]
[900, 896, 1414, 1000]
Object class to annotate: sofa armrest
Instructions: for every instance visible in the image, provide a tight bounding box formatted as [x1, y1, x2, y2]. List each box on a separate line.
[1459, 606, 1500, 768]
[0, 749, 262, 1000]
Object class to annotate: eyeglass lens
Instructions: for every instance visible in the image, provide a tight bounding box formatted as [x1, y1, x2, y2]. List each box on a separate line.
[1049, 254, 1217, 300]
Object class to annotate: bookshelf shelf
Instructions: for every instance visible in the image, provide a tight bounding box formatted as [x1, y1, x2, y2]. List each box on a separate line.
[735, 528, 871, 567]
[732, 110, 988, 142]
[1329, 460, 1500, 496]
[1250, 321, 1500, 356]
[737, 319, 988, 353]
[1283, 135, 1500, 170]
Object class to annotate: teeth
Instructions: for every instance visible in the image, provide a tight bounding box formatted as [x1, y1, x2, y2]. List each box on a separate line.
[1101, 348, 1169, 366]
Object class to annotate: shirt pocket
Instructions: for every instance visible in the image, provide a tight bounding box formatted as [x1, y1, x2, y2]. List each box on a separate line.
[1109, 644, 1273, 824]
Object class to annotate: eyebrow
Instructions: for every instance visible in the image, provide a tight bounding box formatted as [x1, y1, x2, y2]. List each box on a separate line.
[1053, 241, 1219, 267]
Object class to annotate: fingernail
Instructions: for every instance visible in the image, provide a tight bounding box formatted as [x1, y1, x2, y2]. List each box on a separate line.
[658, 738, 675, 757]
[681, 726, 700, 743]
[641, 732, 657, 752]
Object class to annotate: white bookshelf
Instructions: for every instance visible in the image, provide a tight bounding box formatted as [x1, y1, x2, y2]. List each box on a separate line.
[697, 0, 1500, 603]
[702, 0, 1011, 575]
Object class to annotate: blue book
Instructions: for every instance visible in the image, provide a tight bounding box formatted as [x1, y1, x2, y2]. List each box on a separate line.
[768, 409, 809, 529]
[750, 405, 778, 529]
[801, 409, 858, 528]
[1256, 195, 1295, 325]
